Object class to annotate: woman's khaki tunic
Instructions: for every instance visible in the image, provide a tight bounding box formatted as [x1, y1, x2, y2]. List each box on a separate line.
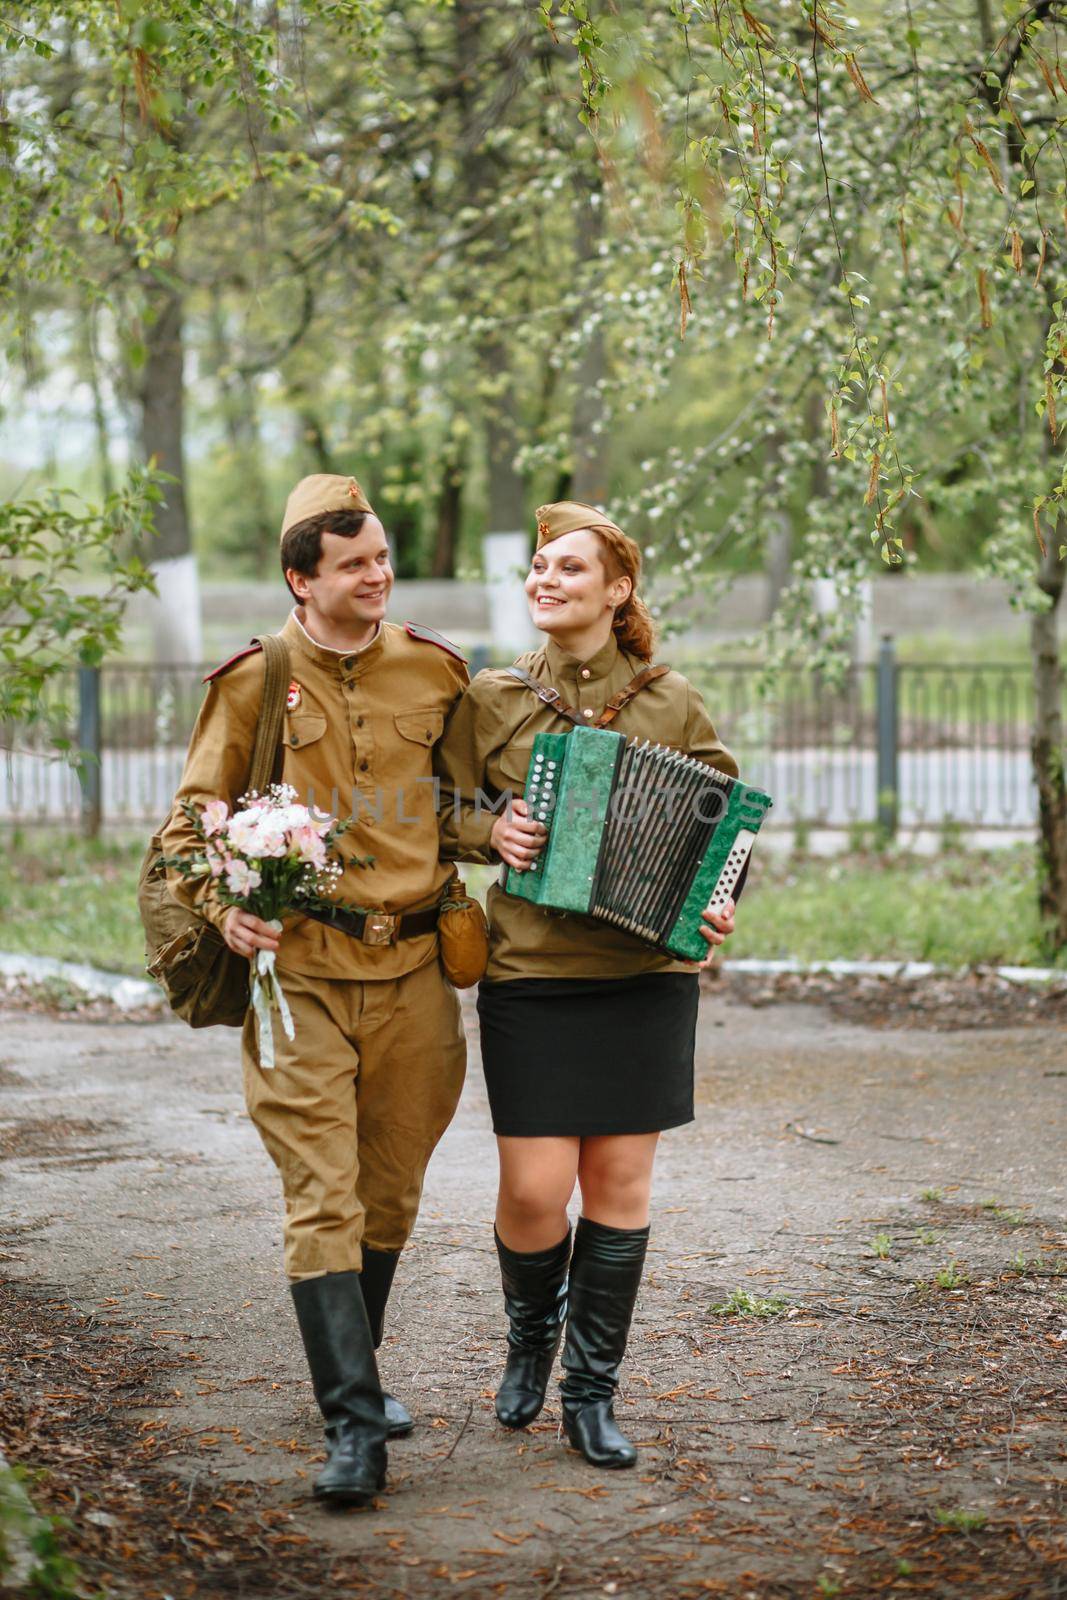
[435, 634, 738, 983]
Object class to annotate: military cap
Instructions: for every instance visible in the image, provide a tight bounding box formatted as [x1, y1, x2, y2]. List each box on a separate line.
[534, 499, 625, 549]
[280, 473, 375, 542]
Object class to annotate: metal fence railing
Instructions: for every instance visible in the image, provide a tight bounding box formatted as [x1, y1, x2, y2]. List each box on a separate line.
[0, 640, 1051, 834]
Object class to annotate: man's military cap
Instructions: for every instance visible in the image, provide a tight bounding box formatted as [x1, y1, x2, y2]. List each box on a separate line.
[281, 473, 375, 542]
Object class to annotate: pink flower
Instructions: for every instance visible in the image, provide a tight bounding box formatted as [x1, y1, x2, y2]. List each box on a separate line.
[292, 824, 327, 868]
[201, 799, 230, 838]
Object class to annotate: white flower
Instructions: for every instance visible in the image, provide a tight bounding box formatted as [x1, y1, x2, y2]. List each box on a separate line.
[247, 813, 291, 858]
[225, 860, 262, 896]
[226, 808, 266, 854]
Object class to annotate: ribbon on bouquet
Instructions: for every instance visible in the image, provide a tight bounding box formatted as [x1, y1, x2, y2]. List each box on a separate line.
[251, 919, 295, 1069]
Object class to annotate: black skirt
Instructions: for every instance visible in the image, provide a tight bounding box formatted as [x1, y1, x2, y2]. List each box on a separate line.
[476, 973, 699, 1138]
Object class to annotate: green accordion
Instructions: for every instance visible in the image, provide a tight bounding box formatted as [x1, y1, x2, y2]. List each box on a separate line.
[504, 724, 772, 960]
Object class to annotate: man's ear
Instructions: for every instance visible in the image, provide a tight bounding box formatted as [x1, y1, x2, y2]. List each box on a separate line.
[286, 568, 311, 601]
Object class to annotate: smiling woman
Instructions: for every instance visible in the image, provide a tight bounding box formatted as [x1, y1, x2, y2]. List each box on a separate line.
[435, 498, 741, 1471]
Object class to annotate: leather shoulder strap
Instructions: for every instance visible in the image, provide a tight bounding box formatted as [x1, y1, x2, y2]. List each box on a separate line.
[246, 633, 291, 795]
[504, 666, 585, 728]
[504, 662, 669, 731]
[596, 665, 670, 727]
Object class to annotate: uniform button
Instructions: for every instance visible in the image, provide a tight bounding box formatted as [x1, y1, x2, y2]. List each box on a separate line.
[290, 734, 299, 745]
[356, 716, 364, 728]
[582, 708, 594, 719]
[360, 758, 369, 772]
[580, 667, 591, 679]
[342, 657, 355, 670]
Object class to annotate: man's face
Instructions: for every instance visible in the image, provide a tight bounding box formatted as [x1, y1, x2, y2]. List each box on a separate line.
[288, 516, 394, 633]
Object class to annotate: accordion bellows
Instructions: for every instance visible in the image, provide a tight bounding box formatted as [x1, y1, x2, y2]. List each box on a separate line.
[504, 725, 772, 961]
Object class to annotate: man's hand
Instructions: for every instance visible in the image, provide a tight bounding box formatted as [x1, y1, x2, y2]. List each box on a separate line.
[222, 907, 281, 959]
[491, 797, 547, 871]
[694, 898, 736, 971]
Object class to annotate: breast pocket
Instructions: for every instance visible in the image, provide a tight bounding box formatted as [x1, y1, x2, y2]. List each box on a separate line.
[285, 712, 327, 750]
[394, 708, 446, 748]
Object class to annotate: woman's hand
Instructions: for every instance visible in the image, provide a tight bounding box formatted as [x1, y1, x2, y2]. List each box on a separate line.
[694, 898, 736, 970]
[491, 797, 547, 871]
[222, 907, 281, 958]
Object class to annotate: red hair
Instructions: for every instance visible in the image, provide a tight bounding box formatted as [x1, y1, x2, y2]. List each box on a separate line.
[593, 527, 656, 662]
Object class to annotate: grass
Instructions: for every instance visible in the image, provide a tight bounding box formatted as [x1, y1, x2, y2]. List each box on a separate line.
[710, 1288, 791, 1319]
[0, 830, 147, 977]
[0, 832, 1062, 979]
[729, 844, 1065, 970]
[934, 1507, 988, 1533]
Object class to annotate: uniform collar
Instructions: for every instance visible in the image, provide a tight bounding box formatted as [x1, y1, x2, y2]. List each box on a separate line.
[284, 609, 384, 674]
[544, 631, 620, 682]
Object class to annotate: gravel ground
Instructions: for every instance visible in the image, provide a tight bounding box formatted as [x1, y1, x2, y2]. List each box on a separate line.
[1, 979, 1064, 1599]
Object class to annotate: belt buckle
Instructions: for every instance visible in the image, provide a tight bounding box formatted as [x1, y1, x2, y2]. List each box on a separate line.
[362, 912, 397, 946]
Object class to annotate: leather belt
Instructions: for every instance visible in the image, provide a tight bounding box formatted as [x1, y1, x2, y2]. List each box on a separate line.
[303, 904, 440, 946]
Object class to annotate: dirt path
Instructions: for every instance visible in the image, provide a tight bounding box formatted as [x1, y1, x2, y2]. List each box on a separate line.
[1, 988, 1064, 1599]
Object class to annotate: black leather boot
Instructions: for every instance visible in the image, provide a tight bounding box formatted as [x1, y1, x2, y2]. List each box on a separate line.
[358, 1247, 415, 1439]
[494, 1228, 571, 1430]
[560, 1217, 649, 1469]
[290, 1272, 388, 1506]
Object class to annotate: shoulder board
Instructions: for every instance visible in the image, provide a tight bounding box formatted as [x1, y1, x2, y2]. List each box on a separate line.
[403, 622, 467, 663]
[203, 641, 263, 684]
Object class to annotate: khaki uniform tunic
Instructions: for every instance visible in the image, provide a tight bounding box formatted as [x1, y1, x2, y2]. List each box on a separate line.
[435, 634, 739, 983]
[161, 608, 470, 1279]
[162, 610, 469, 980]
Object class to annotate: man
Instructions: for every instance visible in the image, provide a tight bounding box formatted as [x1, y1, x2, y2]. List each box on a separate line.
[161, 474, 469, 1507]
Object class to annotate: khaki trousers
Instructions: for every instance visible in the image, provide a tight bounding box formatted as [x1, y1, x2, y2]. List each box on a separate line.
[242, 954, 466, 1280]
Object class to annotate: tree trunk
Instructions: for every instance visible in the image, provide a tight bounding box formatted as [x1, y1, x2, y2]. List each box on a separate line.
[763, 426, 793, 620]
[569, 175, 609, 504]
[293, 396, 335, 473]
[79, 306, 113, 501]
[209, 296, 274, 577]
[1031, 519, 1067, 951]
[137, 267, 201, 664]
[431, 443, 465, 578]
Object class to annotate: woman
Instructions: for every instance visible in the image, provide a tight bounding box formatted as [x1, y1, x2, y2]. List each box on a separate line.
[436, 501, 738, 1469]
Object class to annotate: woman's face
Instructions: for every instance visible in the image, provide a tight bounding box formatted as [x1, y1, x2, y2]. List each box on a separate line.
[524, 529, 631, 638]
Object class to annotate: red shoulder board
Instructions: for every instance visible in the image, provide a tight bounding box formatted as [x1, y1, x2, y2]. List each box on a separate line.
[403, 622, 467, 663]
[203, 640, 263, 684]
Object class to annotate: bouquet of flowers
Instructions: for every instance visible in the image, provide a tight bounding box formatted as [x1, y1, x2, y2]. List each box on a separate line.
[165, 784, 368, 1068]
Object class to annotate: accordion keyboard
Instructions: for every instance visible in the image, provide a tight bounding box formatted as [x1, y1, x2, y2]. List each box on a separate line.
[522, 747, 560, 884]
[705, 827, 757, 914]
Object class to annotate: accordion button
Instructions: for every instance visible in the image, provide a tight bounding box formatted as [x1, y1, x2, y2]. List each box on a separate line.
[582, 708, 594, 719]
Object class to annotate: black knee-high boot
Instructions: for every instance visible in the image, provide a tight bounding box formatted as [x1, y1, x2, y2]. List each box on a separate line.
[560, 1217, 649, 1469]
[494, 1228, 571, 1430]
[290, 1272, 388, 1505]
[358, 1247, 415, 1439]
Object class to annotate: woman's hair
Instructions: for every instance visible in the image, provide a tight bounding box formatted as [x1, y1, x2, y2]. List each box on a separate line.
[592, 527, 657, 661]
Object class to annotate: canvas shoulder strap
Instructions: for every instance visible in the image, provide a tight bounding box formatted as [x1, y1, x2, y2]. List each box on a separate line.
[504, 662, 669, 729]
[246, 633, 291, 794]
